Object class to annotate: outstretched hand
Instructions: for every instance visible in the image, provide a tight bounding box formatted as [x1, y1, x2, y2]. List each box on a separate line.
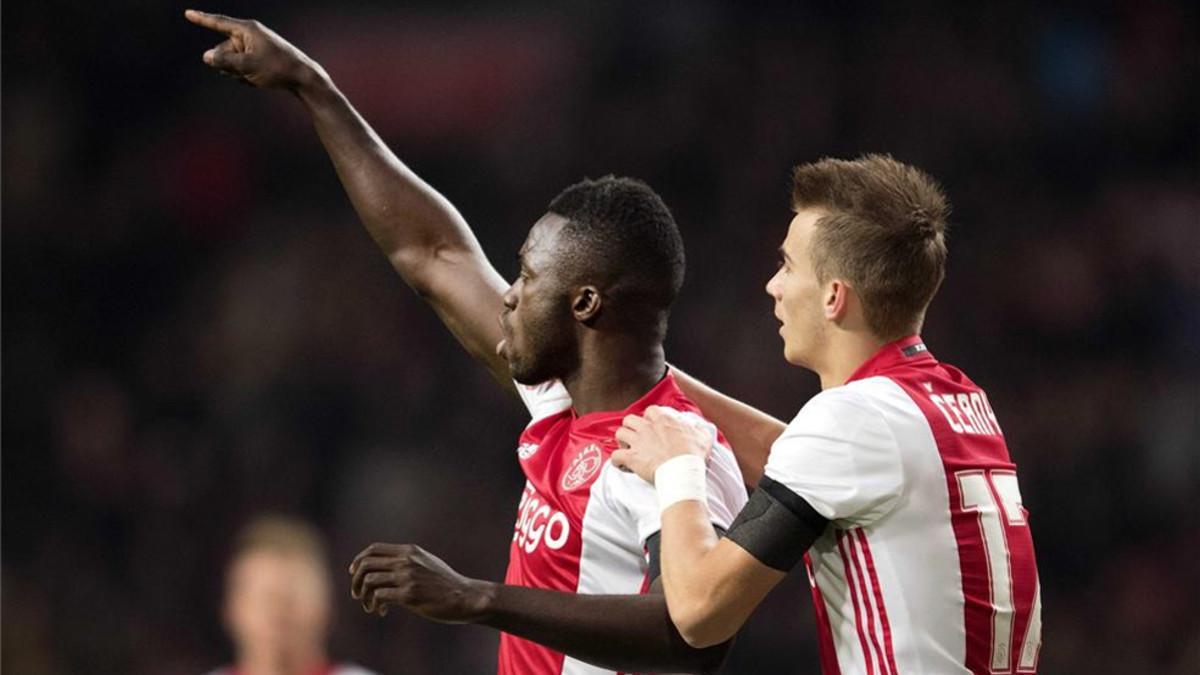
[612, 405, 715, 484]
[349, 542, 493, 623]
[185, 9, 324, 90]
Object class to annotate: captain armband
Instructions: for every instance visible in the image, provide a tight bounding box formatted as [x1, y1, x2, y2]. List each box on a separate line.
[725, 476, 829, 572]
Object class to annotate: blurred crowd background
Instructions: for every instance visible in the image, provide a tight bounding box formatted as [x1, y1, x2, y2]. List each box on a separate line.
[4, 1, 1197, 673]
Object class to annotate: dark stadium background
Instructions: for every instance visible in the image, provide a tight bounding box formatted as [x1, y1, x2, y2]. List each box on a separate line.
[3, 1, 1197, 672]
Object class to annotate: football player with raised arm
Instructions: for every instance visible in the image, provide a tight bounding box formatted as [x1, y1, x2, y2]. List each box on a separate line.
[615, 156, 1043, 674]
[186, 10, 784, 675]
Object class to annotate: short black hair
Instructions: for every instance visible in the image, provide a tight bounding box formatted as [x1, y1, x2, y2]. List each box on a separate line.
[547, 176, 685, 331]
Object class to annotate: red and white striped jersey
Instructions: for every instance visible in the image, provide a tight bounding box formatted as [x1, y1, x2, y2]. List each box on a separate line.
[765, 336, 1042, 675]
[500, 371, 748, 675]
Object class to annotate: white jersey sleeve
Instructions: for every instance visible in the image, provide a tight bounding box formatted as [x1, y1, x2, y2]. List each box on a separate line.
[514, 380, 573, 424]
[763, 386, 904, 528]
[607, 409, 748, 546]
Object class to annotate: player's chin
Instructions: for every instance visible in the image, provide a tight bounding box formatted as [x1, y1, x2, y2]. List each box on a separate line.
[511, 356, 561, 386]
[782, 340, 807, 367]
[508, 359, 541, 386]
[511, 371, 534, 386]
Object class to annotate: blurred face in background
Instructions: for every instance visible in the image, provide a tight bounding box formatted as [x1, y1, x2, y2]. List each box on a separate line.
[766, 209, 830, 369]
[224, 549, 330, 670]
[500, 213, 581, 385]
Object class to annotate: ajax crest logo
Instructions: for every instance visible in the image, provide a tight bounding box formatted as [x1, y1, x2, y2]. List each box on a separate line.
[561, 444, 603, 491]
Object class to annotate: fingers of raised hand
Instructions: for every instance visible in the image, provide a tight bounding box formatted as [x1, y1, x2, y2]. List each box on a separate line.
[203, 43, 249, 74]
[184, 10, 247, 36]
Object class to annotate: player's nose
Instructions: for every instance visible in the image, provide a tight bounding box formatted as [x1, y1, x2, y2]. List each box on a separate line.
[765, 270, 781, 299]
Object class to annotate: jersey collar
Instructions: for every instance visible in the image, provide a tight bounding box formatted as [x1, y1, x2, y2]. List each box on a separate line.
[570, 368, 679, 432]
[844, 335, 935, 384]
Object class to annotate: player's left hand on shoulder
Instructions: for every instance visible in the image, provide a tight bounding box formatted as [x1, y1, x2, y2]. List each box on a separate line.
[612, 405, 714, 483]
[348, 542, 492, 624]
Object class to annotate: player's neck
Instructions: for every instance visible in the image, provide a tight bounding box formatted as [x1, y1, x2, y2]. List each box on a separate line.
[817, 331, 887, 390]
[235, 648, 327, 675]
[563, 339, 666, 416]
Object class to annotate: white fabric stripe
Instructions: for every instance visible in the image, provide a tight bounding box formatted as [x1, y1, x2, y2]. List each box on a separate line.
[823, 532, 869, 674]
[561, 463, 682, 675]
[856, 530, 899, 674]
[848, 530, 893, 675]
[838, 532, 878, 675]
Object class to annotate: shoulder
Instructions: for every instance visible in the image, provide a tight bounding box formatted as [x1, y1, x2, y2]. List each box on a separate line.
[604, 405, 747, 516]
[766, 379, 909, 524]
[785, 380, 888, 435]
[770, 382, 905, 490]
[788, 376, 925, 433]
[773, 385, 895, 465]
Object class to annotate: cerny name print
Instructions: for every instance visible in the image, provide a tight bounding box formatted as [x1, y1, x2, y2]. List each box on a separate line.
[923, 384, 1002, 437]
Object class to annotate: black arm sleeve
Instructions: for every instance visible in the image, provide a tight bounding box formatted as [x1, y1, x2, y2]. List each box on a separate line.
[725, 475, 829, 571]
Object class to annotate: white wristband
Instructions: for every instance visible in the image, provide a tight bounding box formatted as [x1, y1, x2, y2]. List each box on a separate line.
[654, 455, 707, 513]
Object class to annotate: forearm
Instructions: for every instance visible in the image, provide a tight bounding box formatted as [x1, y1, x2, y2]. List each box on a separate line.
[671, 368, 785, 485]
[663, 500, 787, 649]
[660, 501, 725, 642]
[293, 70, 488, 291]
[479, 583, 729, 673]
[291, 70, 510, 378]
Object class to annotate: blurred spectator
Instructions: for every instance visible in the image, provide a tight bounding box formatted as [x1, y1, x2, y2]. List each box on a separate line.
[208, 516, 376, 675]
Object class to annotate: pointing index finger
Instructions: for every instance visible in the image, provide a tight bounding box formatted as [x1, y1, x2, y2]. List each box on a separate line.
[185, 9, 243, 36]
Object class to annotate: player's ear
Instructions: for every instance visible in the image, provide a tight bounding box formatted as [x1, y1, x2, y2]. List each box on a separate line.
[572, 286, 602, 324]
[824, 278, 851, 322]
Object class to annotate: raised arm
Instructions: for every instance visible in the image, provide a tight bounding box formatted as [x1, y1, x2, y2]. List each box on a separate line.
[186, 10, 511, 386]
[349, 542, 730, 674]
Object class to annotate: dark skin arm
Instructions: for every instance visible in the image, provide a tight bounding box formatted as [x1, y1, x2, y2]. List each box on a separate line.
[187, 9, 783, 482]
[185, 9, 512, 387]
[349, 542, 731, 674]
